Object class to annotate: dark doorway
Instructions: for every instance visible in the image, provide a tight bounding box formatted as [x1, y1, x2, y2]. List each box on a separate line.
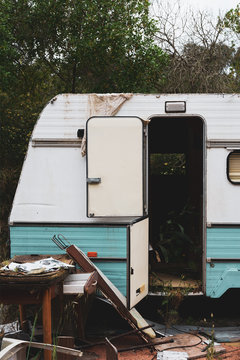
[148, 116, 204, 280]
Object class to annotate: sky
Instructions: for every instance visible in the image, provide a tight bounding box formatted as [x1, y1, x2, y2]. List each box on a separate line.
[183, 0, 239, 15]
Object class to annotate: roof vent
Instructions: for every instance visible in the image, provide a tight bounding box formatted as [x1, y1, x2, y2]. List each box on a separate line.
[165, 101, 186, 113]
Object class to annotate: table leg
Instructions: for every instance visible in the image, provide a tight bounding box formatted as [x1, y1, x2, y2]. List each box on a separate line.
[19, 304, 28, 332]
[42, 287, 52, 360]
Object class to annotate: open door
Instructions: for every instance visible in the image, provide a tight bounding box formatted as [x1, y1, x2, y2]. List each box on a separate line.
[129, 217, 149, 308]
[86, 116, 145, 217]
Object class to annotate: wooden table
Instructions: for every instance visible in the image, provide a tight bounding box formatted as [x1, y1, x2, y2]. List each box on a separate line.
[0, 255, 72, 360]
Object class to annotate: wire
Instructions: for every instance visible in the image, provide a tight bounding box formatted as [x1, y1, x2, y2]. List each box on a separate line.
[171, 325, 205, 344]
[153, 325, 204, 355]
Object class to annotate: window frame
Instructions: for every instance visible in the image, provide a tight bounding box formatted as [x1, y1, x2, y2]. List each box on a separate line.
[227, 150, 240, 184]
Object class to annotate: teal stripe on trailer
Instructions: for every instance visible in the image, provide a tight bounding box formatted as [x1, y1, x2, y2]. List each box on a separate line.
[92, 261, 127, 296]
[10, 225, 127, 296]
[207, 228, 240, 258]
[206, 228, 240, 298]
[10, 226, 127, 258]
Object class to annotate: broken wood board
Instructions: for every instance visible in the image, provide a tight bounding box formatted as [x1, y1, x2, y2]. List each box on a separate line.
[152, 333, 225, 359]
[63, 272, 98, 295]
[53, 241, 155, 340]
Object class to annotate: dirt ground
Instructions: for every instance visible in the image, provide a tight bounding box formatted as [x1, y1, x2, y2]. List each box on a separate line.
[205, 342, 240, 360]
[83, 334, 155, 359]
[83, 337, 240, 360]
[85, 346, 155, 360]
[81, 294, 240, 359]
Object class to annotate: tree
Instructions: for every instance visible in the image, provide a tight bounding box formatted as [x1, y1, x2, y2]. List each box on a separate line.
[222, 4, 240, 90]
[0, 0, 169, 167]
[152, 0, 237, 93]
[224, 4, 240, 36]
[0, 0, 168, 260]
[1, 0, 168, 94]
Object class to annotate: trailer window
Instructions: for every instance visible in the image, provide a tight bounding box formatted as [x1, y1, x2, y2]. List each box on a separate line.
[228, 152, 240, 183]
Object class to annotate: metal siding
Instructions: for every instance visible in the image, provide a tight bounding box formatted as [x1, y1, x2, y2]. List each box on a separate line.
[9, 147, 86, 223]
[32, 94, 240, 142]
[118, 94, 240, 141]
[207, 148, 240, 223]
[93, 261, 127, 296]
[207, 228, 240, 258]
[10, 94, 240, 224]
[32, 94, 89, 140]
[206, 228, 240, 297]
[10, 226, 127, 258]
[11, 226, 127, 295]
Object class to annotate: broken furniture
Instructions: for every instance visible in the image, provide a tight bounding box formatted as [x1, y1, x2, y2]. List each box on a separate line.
[0, 255, 97, 360]
[63, 272, 98, 339]
[63, 273, 98, 296]
[105, 335, 174, 360]
[52, 235, 156, 341]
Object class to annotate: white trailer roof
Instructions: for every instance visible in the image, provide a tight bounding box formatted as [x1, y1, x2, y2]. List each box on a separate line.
[32, 93, 240, 141]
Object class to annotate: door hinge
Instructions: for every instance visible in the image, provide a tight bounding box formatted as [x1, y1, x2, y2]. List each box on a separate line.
[130, 267, 134, 275]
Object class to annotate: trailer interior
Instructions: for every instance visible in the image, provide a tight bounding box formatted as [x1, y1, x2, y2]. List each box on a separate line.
[148, 116, 204, 290]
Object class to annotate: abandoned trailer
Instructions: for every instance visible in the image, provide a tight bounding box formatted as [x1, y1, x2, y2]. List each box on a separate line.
[8, 93, 240, 303]
[2, 92, 240, 359]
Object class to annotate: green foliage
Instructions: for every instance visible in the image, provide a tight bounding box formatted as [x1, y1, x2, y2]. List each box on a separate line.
[0, 167, 21, 261]
[221, 4, 240, 91]
[1, 0, 168, 94]
[0, 0, 168, 260]
[150, 276, 197, 326]
[206, 313, 215, 360]
[150, 153, 186, 176]
[0, 0, 168, 168]
[223, 4, 240, 34]
[154, 203, 199, 268]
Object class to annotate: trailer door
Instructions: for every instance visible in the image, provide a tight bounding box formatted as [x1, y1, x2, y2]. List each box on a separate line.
[86, 116, 145, 217]
[129, 217, 149, 308]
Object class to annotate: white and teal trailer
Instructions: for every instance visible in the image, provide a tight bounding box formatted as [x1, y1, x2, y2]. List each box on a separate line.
[9, 93, 240, 307]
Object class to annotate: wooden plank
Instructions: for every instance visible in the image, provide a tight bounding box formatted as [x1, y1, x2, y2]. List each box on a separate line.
[63, 281, 85, 294]
[57, 336, 75, 360]
[19, 305, 28, 332]
[0, 285, 58, 305]
[105, 338, 118, 360]
[42, 287, 52, 360]
[63, 272, 98, 295]
[64, 273, 93, 281]
[84, 271, 98, 295]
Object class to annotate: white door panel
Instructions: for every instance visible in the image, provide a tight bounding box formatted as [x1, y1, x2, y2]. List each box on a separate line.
[130, 218, 149, 308]
[87, 116, 144, 217]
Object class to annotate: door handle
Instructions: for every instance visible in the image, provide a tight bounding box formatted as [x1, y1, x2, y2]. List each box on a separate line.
[87, 178, 101, 184]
